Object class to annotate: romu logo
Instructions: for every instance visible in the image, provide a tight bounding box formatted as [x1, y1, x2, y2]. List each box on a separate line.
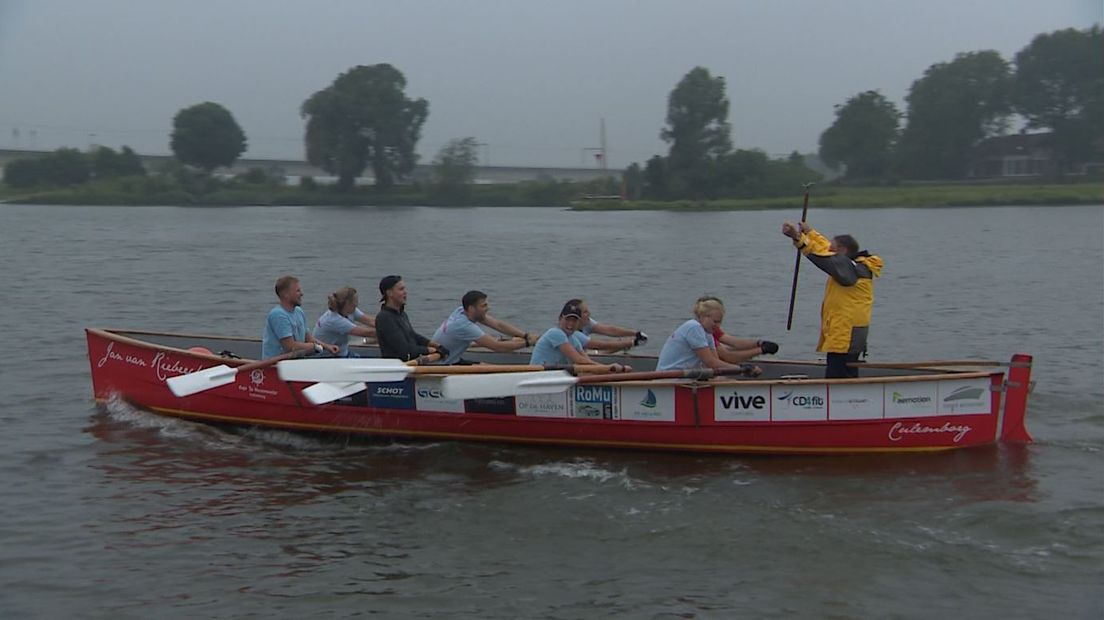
[576, 385, 612, 401]
[776, 391, 824, 408]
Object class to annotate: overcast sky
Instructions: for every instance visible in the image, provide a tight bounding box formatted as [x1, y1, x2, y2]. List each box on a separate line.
[0, 0, 1099, 168]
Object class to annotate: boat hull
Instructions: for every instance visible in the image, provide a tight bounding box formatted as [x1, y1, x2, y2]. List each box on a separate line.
[86, 329, 1033, 455]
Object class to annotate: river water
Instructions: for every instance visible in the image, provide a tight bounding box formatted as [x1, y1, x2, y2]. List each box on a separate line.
[0, 203, 1101, 618]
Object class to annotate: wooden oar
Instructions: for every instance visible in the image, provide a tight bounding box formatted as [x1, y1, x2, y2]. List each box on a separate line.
[440, 366, 758, 400]
[277, 357, 415, 383]
[848, 360, 1002, 370]
[291, 355, 440, 405]
[296, 361, 621, 405]
[786, 182, 814, 331]
[278, 359, 616, 384]
[167, 350, 300, 397]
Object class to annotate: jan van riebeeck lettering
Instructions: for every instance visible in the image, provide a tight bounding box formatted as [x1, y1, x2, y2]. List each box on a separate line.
[96, 342, 202, 381]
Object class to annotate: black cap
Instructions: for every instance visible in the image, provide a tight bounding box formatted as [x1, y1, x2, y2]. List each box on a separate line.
[379, 275, 402, 301]
[560, 301, 582, 319]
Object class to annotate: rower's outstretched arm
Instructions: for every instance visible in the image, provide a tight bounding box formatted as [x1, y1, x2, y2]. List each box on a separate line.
[793, 227, 859, 286]
[481, 313, 528, 339]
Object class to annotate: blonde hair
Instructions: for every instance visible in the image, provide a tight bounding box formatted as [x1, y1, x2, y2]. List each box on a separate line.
[693, 296, 724, 318]
[327, 286, 358, 312]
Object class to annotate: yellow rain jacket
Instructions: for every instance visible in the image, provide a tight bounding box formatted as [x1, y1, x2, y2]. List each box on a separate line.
[794, 227, 884, 354]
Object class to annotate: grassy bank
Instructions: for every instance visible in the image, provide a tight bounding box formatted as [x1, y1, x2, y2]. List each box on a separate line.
[572, 182, 1103, 211]
[4, 178, 1100, 209]
[3, 176, 579, 207]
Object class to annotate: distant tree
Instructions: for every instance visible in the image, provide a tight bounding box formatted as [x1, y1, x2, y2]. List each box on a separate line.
[117, 146, 146, 177]
[90, 146, 145, 179]
[170, 102, 247, 173]
[818, 90, 901, 179]
[642, 155, 669, 199]
[661, 67, 733, 196]
[897, 51, 1012, 179]
[431, 137, 479, 201]
[3, 157, 44, 188]
[236, 167, 271, 185]
[713, 149, 769, 196]
[1013, 26, 1104, 173]
[301, 64, 429, 191]
[622, 162, 643, 200]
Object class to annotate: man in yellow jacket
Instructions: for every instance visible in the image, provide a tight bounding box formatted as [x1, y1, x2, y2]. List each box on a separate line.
[782, 221, 884, 378]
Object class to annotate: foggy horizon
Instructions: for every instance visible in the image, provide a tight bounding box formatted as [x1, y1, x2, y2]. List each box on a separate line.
[1, 0, 1099, 168]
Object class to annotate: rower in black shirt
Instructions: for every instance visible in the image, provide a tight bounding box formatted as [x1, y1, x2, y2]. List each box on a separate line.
[375, 275, 447, 363]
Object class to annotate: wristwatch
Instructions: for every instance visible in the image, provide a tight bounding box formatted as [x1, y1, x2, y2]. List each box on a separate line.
[313, 343, 323, 354]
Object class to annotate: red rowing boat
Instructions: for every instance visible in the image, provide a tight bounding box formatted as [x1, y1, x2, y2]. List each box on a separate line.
[86, 328, 1033, 454]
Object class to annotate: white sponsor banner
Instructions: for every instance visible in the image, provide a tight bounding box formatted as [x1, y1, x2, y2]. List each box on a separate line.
[516, 392, 570, 418]
[884, 381, 939, 418]
[618, 385, 675, 422]
[714, 385, 770, 422]
[414, 377, 465, 413]
[771, 384, 828, 421]
[828, 383, 884, 420]
[937, 378, 992, 415]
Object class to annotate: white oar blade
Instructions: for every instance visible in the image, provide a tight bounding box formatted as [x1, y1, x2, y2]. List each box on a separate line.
[167, 365, 237, 397]
[302, 381, 366, 405]
[276, 358, 412, 383]
[440, 371, 577, 400]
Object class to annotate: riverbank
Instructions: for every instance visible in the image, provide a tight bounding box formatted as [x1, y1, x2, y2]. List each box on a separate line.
[1, 178, 578, 207]
[572, 182, 1103, 210]
[4, 179, 1100, 208]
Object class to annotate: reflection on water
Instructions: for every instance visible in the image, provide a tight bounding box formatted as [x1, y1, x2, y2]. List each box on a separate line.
[87, 394, 1040, 517]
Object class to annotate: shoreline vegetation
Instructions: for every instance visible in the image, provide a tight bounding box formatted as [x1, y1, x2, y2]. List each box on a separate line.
[1, 179, 1100, 210]
[572, 182, 1102, 210]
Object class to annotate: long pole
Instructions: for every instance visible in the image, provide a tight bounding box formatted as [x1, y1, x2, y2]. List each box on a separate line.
[786, 182, 815, 331]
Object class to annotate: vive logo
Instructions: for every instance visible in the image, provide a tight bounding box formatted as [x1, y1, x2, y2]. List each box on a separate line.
[640, 389, 657, 409]
[720, 391, 766, 410]
[944, 386, 985, 402]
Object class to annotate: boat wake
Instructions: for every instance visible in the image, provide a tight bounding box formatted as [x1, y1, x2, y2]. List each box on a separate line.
[103, 393, 216, 441]
[101, 394, 338, 453]
[101, 394, 447, 455]
[489, 458, 639, 488]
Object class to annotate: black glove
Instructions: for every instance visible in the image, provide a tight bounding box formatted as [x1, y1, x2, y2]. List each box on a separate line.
[434, 345, 449, 359]
[633, 331, 649, 346]
[759, 340, 779, 355]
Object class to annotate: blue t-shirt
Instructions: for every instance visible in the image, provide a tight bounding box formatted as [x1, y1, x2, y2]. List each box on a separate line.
[657, 319, 714, 370]
[580, 317, 599, 336]
[431, 306, 486, 364]
[262, 305, 307, 359]
[313, 307, 367, 357]
[530, 327, 587, 366]
[576, 330, 591, 348]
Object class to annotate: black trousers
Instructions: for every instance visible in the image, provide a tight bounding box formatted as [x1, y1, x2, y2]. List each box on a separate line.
[826, 352, 860, 378]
